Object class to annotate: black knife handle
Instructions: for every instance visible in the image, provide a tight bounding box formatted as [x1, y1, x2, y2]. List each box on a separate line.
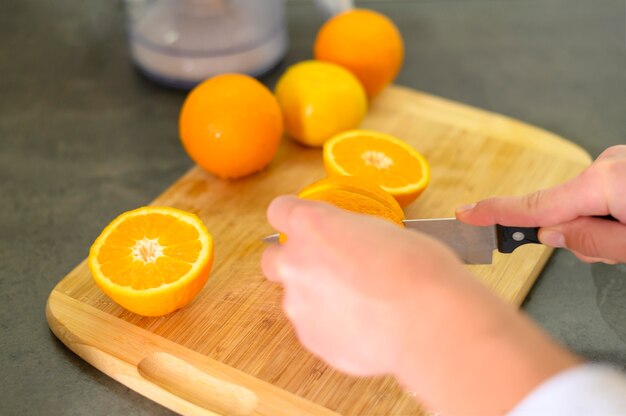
[496, 215, 619, 254]
[496, 225, 540, 253]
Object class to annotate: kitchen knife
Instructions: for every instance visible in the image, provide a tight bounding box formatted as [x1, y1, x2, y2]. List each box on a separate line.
[400, 218, 540, 264]
[261, 218, 540, 264]
[262, 216, 619, 264]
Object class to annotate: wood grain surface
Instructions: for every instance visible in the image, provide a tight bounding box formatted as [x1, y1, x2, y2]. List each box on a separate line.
[47, 85, 591, 415]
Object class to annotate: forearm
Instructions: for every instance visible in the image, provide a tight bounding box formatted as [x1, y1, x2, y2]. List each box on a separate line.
[394, 271, 581, 415]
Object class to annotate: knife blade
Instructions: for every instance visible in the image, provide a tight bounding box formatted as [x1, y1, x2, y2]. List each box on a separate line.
[407, 215, 619, 263]
[401, 218, 540, 264]
[261, 218, 541, 264]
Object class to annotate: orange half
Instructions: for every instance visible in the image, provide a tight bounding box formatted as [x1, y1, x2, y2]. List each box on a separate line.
[88, 206, 213, 316]
[323, 130, 430, 206]
[299, 176, 405, 224]
[279, 176, 404, 243]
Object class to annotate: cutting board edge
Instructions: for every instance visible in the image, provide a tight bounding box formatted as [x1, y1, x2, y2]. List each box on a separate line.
[509, 247, 554, 305]
[46, 292, 218, 416]
[46, 290, 341, 416]
[389, 85, 593, 165]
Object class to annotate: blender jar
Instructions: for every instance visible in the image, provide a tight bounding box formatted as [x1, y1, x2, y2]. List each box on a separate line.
[125, 0, 288, 88]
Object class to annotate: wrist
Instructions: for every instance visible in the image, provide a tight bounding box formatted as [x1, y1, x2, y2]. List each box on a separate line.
[391, 270, 581, 415]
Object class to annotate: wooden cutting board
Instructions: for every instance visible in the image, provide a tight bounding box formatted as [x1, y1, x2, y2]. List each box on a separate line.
[47, 85, 591, 416]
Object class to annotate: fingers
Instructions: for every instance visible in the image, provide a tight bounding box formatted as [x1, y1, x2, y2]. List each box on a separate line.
[455, 145, 626, 263]
[266, 195, 300, 234]
[456, 145, 626, 228]
[456, 174, 607, 227]
[261, 243, 283, 283]
[263, 196, 346, 284]
[596, 144, 626, 160]
[571, 251, 618, 265]
[263, 194, 469, 300]
[539, 217, 626, 263]
[596, 148, 626, 222]
[267, 195, 344, 245]
[261, 236, 313, 284]
[262, 195, 436, 291]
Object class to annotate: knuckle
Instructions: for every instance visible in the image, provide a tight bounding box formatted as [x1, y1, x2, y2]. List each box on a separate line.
[289, 204, 313, 224]
[573, 251, 598, 264]
[604, 159, 626, 183]
[589, 158, 626, 215]
[591, 155, 624, 182]
[524, 190, 546, 213]
[291, 203, 324, 229]
[578, 165, 597, 182]
[275, 254, 297, 282]
[288, 204, 319, 237]
[570, 226, 601, 257]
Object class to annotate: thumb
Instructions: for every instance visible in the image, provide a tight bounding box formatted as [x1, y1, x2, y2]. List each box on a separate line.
[540, 217, 626, 263]
[455, 176, 606, 227]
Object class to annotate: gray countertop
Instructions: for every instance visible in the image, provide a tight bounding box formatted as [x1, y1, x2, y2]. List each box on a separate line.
[1, 0, 625, 415]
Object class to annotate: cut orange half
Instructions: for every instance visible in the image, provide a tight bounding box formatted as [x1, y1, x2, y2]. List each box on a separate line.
[323, 130, 430, 206]
[88, 206, 213, 317]
[299, 176, 405, 225]
[279, 176, 404, 243]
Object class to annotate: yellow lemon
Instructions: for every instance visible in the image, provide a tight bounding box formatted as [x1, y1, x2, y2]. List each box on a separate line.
[275, 60, 367, 147]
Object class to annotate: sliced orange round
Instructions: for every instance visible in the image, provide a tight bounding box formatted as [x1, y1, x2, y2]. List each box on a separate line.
[88, 206, 213, 317]
[323, 129, 430, 207]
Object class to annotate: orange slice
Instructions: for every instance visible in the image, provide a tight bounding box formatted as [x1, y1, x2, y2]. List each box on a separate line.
[323, 129, 430, 206]
[88, 206, 213, 317]
[299, 176, 405, 225]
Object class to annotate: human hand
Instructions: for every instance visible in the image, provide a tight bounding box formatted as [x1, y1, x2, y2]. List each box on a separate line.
[262, 195, 464, 377]
[456, 145, 626, 264]
[262, 195, 579, 415]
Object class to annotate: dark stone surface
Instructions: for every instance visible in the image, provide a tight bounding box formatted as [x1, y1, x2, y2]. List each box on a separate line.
[1, 0, 624, 414]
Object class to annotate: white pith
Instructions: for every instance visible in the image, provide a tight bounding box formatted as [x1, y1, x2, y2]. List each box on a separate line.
[132, 238, 164, 263]
[361, 150, 394, 169]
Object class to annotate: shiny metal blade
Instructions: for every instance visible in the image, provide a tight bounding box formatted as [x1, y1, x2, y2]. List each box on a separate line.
[263, 233, 280, 244]
[261, 218, 497, 264]
[402, 218, 497, 264]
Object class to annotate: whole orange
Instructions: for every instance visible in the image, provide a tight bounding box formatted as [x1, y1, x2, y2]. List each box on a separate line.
[179, 74, 283, 179]
[314, 9, 404, 98]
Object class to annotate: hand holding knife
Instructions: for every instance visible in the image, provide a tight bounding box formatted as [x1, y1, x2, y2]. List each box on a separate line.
[265, 145, 626, 265]
[263, 215, 617, 264]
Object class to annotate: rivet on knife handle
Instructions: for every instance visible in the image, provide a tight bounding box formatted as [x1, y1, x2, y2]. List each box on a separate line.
[496, 225, 540, 253]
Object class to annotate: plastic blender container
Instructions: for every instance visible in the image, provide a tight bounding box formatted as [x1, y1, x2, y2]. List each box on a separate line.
[125, 0, 288, 89]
